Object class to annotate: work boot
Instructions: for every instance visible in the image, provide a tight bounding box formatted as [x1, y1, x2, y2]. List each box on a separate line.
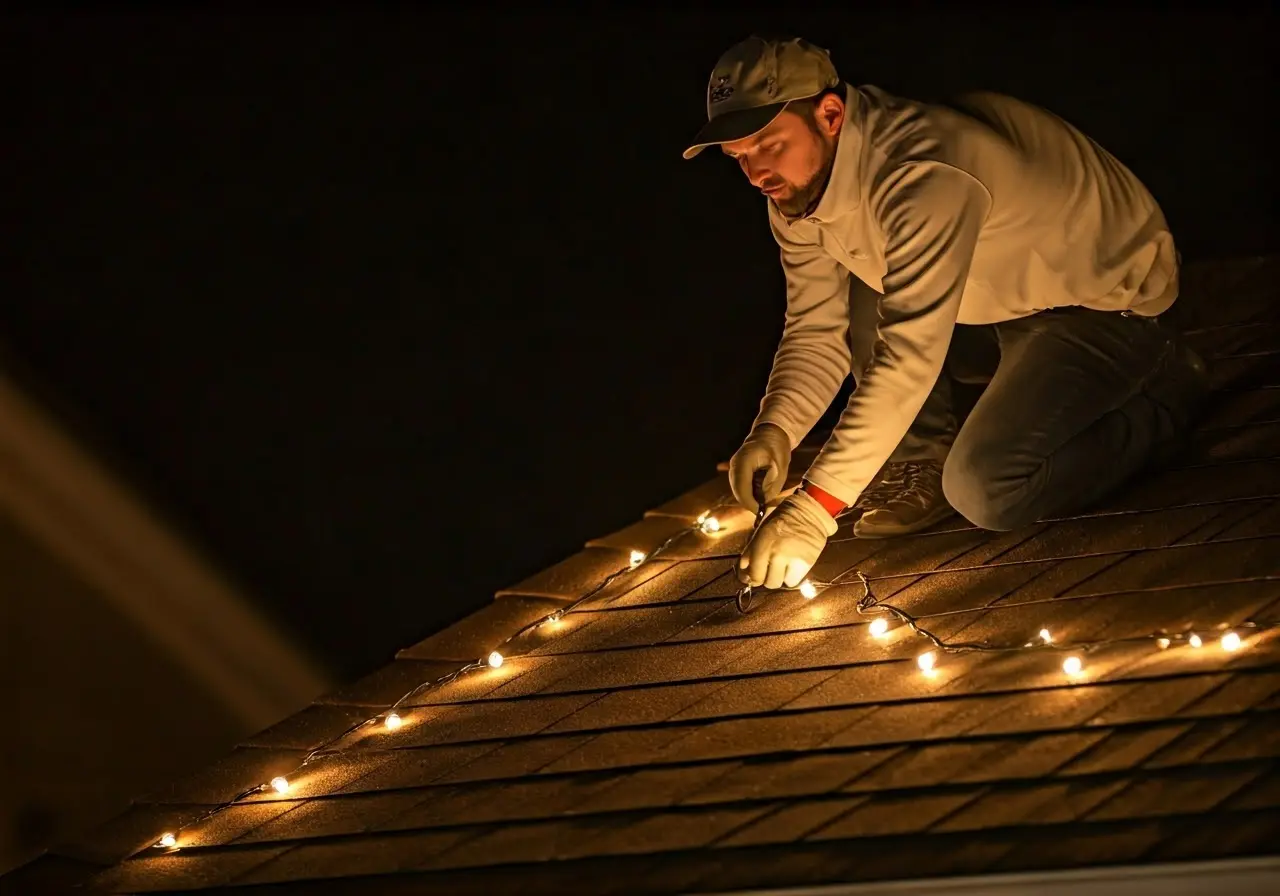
[853, 460, 954, 538]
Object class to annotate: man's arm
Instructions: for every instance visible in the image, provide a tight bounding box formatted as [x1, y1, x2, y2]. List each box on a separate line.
[751, 212, 853, 451]
[802, 161, 992, 506]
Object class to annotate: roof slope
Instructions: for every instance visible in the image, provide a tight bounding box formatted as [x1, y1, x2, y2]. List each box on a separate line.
[8, 256, 1280, 895]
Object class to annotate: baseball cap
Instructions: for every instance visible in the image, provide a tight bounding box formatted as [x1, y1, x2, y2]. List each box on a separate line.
[683, 36, 840, 160]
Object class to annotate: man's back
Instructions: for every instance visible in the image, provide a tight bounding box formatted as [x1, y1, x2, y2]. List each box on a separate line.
[846, 85, 1180, 322]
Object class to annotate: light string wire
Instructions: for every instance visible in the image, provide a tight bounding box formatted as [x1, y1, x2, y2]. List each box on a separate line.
[147, 491, 1278, 852]
[148, 491, 740, 851]
[807, 501, 1280, 668]
[829, 568, 1280, 654]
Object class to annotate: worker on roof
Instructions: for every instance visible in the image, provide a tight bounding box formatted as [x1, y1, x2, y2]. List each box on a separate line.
[685, 36, 1209, 592]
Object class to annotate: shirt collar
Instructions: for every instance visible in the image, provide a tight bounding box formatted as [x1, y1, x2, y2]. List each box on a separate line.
[786, 83, 865, 226]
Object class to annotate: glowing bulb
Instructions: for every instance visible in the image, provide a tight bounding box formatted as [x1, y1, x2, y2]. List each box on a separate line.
[384, 712, 403, 731]
[1189, 633, 1203, 648]
[487, 651, 504, 668]
[917, 651, 937, 673]
[269, 776, 290, 794]
[629, 550, 646, 568]
[157, 833, 177, 848]
[1221, 632, 1242, 652]
[699, 515, 722, 534]
[544, 612, 564, 629]
[1156, 637, 1171, 649]
[1062, 655, 1083, 677]
[799, 580, 818, 600]
[1039, 628, 1053, 644]
[869, 618, 890, 638]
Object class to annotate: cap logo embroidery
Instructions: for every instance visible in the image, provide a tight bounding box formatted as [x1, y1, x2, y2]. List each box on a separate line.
[709, 75, 734, 104]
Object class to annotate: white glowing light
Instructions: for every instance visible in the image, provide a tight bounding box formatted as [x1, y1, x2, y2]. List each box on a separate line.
[1039, 628, 1053, 644]
[269, 776, 290, 794]
[799, 580, 818, 600]
[1189, 633, 1203, 648]
[629, 550, 646, 568]
[1156, 637, 1171, 649]
[1062, 655, 1083, 677]
[917, 651, 937, 673]
[157, 833, 177, 848]
[545, 612, 564, 628]
[487, 651, 504, 669]
[869, 618, 890, 638]
[1221, 632, 1243, 652]
[384, 712, 403, 731]
[699, 515, 722, 534]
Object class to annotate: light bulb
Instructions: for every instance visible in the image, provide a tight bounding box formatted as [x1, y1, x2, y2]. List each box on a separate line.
[629, 550, 646, 568]
[799, 580, 818, 599]
[1156, 637, 1171, 649]
[487, 651, 504, 668]
[1221, 632, 1242, 652]
[699, 515, 722, 534]
[869, 618, 890, 638]
[1189, 633, 1203, 648]
[1062, 655, 1083, 677]
[157, 833, 177, 848]
[269, 776, 290, 794]
[917, 651, 937, 673]
[384, 712, 403, 731]
[1039, 628, 1053, 644]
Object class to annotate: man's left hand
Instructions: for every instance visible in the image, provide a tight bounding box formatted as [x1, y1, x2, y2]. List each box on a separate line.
[738, 489, 839, 590]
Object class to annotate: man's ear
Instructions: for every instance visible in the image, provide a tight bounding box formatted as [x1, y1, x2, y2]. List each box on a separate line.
[815, 94, 844, 138]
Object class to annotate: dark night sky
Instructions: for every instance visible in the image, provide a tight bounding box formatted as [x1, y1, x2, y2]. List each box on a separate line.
[7, 7, 1276, 682]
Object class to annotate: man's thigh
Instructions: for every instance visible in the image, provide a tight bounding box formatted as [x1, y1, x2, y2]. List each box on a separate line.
[955, 308, 1175, 468]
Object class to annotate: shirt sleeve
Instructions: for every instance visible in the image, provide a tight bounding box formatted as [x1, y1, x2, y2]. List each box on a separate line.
[750, 210, 853, 450]
[802, 161, 992, 505]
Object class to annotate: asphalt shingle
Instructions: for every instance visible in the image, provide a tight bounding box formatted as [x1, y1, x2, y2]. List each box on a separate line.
[30, 256, 1280, 894]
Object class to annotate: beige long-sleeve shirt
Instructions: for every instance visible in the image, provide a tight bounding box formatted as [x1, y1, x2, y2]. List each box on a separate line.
[756, 84, 1180, 506]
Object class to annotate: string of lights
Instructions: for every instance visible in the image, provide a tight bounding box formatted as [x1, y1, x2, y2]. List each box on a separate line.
[809, 564, 1279, 681]
[148, 489, 1277, 852]
[149, 493, 740, 851]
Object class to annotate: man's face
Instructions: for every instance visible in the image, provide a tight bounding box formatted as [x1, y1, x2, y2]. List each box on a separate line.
[721, 98, 843, 217]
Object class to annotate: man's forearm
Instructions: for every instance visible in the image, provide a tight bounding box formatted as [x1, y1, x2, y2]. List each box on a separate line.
[752, 333, 850, 448]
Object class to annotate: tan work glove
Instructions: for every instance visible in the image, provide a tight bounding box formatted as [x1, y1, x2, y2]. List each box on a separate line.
[738, 489, 839, 589]
[728, 422, 791, 512]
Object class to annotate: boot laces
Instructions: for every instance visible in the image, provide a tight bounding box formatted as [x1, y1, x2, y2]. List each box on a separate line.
[892, 461, 938, 500]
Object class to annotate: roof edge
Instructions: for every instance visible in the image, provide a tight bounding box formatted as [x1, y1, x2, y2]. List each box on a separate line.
[710, 855, 1280, 896]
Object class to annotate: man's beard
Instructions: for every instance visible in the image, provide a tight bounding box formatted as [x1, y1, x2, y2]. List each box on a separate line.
[771, 141, 837, 218]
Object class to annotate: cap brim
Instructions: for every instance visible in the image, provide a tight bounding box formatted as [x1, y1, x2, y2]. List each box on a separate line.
[682, 102, 789, 160]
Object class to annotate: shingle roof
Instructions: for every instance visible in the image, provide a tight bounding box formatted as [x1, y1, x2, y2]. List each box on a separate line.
[7, 256, 1280, 895]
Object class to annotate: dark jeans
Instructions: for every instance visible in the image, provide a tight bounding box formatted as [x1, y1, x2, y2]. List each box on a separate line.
[849, 293, 1204, 531]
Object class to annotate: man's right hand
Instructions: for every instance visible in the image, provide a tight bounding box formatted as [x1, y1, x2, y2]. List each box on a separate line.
[729, 423, 791, 512]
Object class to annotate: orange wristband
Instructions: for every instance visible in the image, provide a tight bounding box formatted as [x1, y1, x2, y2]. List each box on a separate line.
[802, 481, 846, 518]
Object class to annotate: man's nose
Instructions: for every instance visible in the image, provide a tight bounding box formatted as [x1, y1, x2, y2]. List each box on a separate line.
[741, 157, 770, 188]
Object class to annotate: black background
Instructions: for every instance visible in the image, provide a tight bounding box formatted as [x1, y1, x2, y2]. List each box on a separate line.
[7, 6, 1276, 682]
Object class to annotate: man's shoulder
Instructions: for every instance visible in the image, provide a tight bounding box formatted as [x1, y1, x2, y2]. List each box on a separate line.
[860, 87, 1024, 208]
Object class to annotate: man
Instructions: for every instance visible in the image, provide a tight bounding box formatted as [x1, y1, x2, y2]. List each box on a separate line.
[684, 36, 1208, 591]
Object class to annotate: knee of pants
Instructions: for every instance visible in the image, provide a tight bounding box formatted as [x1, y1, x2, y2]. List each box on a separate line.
[941, 440, 1041, 532]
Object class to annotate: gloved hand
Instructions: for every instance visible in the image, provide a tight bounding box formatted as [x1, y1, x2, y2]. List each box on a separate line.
[738, 489, 839, 589]
[729, 422, 791, 512]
